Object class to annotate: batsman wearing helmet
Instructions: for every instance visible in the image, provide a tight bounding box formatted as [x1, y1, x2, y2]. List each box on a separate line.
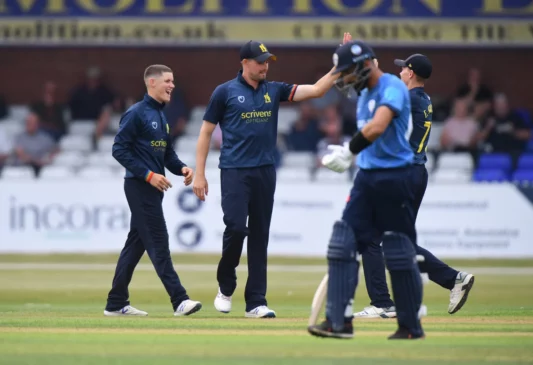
[308, 40, 424, 340]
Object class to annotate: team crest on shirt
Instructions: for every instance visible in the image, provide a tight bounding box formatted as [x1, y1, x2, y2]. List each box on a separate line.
[264, 93, 271, 103]
[238, 96, 245, 103]
[152, 121, 158, 129]
[368, 100, 376, 113]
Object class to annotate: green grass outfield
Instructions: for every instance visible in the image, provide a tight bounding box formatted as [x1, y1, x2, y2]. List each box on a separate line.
[0, 253, 532, 365]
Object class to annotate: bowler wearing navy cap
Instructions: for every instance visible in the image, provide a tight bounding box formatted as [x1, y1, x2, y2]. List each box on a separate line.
[193, 36, 351, 318]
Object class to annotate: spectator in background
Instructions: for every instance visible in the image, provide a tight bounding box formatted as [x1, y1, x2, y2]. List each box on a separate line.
[163, 85, 189, 144]
[309, 68, 341, 112]
[480, 93, 530, 162]
[315, 106, 351, 169]
[12, 112, 58, 177]
[456, 68, 493, 107]
[0, 126, 12, 175]
[285, 101, 323, 152]
[440, 98, 479, 152]
[30, 81, 67, 142]
[68, 66, 116, 149]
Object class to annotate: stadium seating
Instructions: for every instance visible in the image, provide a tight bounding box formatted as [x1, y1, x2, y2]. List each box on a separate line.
[477, 153, 513, 173]
[175, 136, 197, 154]
[472, 168, 509, 182]
[69, 120, 96, 135]
[59, 135, 92, 152]
[512, 169, 533, 184]
[97, 136, 115, 154]
[1, 166, 34, 179]
[431, 168, 472, 183]
[52, 151, 86, 168]
[39, 166, 74, 179]
[437, 152, 474, 170]
[517, 154, 533, 170]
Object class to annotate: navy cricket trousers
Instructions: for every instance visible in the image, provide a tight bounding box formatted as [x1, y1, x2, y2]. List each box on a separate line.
[217, 165, 276, 311]
[106, 178, 189, 312]
[361, 165, 458, 308]
[343, 166, 418, 309]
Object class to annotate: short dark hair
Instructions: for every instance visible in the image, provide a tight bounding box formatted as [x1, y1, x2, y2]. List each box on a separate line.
[415, 74, 426, 84]
[144, 64, 172, 80]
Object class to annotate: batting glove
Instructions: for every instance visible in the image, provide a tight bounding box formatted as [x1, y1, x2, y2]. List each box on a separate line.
[321, 142, 354, 173]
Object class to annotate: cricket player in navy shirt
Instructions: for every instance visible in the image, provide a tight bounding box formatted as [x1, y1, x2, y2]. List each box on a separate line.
[193, 37, 350, 318]
[104, 65, 202, 318]
[308, 41, 424, 340]
[353, 54, 475, 320]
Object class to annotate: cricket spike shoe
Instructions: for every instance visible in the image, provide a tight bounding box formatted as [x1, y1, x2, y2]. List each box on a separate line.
[104, 305, 148, 316]
[308, 319, 353, 339]
[388, 327, 425, 340]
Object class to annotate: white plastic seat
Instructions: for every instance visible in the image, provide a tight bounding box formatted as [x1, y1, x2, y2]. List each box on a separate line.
[97, 135, 116, 154]
[87, 152, 120, 167]
[437, 152, 474, 170]
[52, 151, 85, 168]
[69, 120, 96, 135]
[39, 166, 74, 179]
[1, 166, 35, 179]
[431, 168, 472, 183]
[59, 135, 92, 152]
[278, 106, 299, 134]
[8, 105, 30, 120]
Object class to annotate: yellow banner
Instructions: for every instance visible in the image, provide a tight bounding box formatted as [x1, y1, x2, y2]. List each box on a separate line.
[0, 18, 532, 46]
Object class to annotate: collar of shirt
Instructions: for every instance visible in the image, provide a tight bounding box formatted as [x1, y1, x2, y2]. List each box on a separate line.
[236, 69, 266, 90]
[143, 93, 165, 110]
[410, 86, 425, 93]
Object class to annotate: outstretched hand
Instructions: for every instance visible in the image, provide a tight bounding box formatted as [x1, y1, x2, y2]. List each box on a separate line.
[343, 32, 352, 45]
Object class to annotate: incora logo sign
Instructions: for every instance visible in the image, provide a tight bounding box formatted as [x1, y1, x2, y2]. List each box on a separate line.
[8, 196, 129, 231]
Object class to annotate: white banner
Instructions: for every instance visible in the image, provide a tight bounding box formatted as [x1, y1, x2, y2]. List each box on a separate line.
[1, 176, 532, 258]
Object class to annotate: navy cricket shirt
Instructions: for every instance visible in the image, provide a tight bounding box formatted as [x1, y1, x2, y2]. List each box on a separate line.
[113, 94, 187, 181]
[203, 70, 297, 168]
[408, 87, 433, 165]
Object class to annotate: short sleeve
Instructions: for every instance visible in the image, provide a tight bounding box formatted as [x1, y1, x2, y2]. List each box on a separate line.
[379, 86, 404, 116]
[203, 85, 227, 124]
[272, 82, 298, 102]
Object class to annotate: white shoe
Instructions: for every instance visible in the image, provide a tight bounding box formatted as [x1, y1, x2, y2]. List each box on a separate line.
[104, 305, 147, 317]
[214, 288, 232, 313]
[174, 299, 202, 317]
[353, 305, 396, 319]
[354, 304, 426, 319]
[448, 272, 475, 314]
[245, 305, 276, 318]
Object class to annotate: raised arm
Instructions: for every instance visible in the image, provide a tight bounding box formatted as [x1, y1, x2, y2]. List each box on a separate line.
[291, 67, 340, 102]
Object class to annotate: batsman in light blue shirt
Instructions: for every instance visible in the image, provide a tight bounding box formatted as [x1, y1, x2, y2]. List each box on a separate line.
[308, 40, 424, 341]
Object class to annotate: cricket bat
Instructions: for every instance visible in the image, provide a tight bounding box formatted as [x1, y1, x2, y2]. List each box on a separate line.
[308, 273, 328, 327]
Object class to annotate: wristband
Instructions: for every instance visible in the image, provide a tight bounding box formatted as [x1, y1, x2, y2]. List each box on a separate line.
[348, 132, 372, 155]
[145, 171, 154, 182]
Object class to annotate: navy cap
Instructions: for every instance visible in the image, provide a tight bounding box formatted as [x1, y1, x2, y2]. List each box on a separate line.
[394, 54, 432, 79]
[240, 41, 277, 63]
[332, 40, 375, 74]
